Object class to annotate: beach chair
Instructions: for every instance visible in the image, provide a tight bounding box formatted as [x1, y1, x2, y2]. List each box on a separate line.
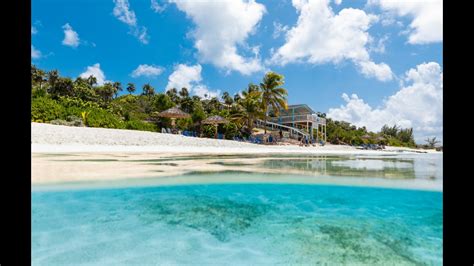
[167, 128, 172, 134]
[161, 128, 167, 133]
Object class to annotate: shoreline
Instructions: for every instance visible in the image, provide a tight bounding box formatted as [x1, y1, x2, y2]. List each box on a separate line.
[32, 123, 439, 155]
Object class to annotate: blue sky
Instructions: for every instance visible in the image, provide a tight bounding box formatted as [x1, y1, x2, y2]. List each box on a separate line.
[32, 0, 443, 143]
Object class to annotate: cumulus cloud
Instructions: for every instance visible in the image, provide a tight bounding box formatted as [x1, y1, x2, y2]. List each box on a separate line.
[151, 0, 167, 13]
[269, 0, 393, 82]
[113, 0, 150, 44]
[170, 0, 266, 75]
[194, 85, 221, 99]
[62, 23, 80, 47]
[327, 62, 443, 143]
[165, 64, 220, 99]
[131, 64, 164, 78]
[31, 26, 38, 35]
[369, 0, 442, 44]
[31, 45, 41, 59]
[356, 60, 393, 81]
[79, 63, 107, 85]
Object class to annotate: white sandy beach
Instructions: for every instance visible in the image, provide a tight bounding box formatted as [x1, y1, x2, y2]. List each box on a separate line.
[31, 123, 442, 192]
[31, 123, 437, 155]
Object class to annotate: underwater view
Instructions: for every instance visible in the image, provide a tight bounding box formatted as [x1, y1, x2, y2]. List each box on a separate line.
[32, 153, 443, 265]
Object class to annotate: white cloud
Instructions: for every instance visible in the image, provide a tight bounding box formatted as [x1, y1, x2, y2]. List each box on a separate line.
[166, 64, 202, 91]
[151, 0, 167, 13]
[134, 26, 150, 44]
[165, 64, 220, 99]
[62, 23, 80, 48]
[334, 0, 342, 5]
[356, 60, 392, 81]
[113, 0, 150, 44]
[369, 0, 442, 44]
[327, 62, 443, 143]
[113, 0, 137, 26]
[31, 45, 41, 59]
[269, 0, 393, 82]
[273, 22, 289, 39]
[368, 35, 389, 54]
[31, 26, 38, 35]
[79, 63, 107, 85]
[131, 64, 165, 78]
[170, 0, 266, 75]
[194, 85, 221, 99]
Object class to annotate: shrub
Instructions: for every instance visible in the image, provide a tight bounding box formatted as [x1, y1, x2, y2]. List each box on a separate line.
[50, 119, 70, 126]
[222, 122, 239, 139]
[201, 124, 216, 138]
[176, 117, 193, 130]
[66, 115, 84, 127]
[125, 119, 157, 132]
[31, 97, 65, 122]
[86, 108, 125, 129]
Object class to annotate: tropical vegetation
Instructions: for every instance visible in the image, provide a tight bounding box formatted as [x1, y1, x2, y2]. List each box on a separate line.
[31, 64, 417, 147]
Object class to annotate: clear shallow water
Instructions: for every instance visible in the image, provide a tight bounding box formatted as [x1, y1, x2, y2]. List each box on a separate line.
[32, 183, 442, 265]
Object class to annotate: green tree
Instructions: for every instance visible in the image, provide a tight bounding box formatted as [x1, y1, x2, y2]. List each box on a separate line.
[232, 88, 263, 135]
[425, 137, 440, 148]
[259, 72, 288, 134]
[152, 93, 175, 112]
[166, 88, 180, 103]
[95, 82, 115, 103]
[113, 81, 122, 98]
[87, 75, 97, 87]
[48, 77, 75, 98]
[126, 83, 136, 94]
[221, 91, 234, 109]
[233, 93, 242, 102]
[47, 70, 60, 91]
[179, 87, 189, 98]
[142, 83, 155, 96]
[31, 65, 46, 91]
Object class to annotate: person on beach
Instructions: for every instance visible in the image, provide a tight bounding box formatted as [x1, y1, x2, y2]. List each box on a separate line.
[279, 129, 283, 139]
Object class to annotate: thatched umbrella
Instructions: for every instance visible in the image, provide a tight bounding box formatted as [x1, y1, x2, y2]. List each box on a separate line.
[155, 107, 190, 129]
[202, 115, 228, 139]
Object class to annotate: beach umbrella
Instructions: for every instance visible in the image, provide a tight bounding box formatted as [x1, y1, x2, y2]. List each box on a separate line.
[202, 115, 228, 139]
[155, 107, 190, 129]
[361, 134, 371, 139]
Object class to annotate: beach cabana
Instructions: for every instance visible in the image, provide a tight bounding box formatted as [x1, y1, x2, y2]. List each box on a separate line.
[202, 115, 228, 139]
[155, 107, 190, 129]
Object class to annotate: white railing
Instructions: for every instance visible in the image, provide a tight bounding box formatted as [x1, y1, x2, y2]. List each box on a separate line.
[255, 119, 310, 139]
[269, 114, 326, 125]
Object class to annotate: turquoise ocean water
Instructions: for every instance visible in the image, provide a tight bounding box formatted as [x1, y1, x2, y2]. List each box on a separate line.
[32, 180, 442, 265]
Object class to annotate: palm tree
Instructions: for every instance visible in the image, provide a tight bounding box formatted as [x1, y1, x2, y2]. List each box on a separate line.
[87, 75, 97, 87]
[232, 87, 263, 135]
[425, 137, 440, 148]
[142, 83, 155, 96]
[233, 93, 242, 102]
[221, 91, 234, 110]
[179, 87, 189, 98]
[47, 70, 59, 91]
[126, 83, 136, 94]
[259, 72, 288, 134]
[32, 67, 46, 91]
[166, 88, 179, 103]
[113, 81, 122, 98]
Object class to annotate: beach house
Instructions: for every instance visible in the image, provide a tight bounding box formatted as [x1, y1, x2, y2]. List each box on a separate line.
[257, 104, 327, 142]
